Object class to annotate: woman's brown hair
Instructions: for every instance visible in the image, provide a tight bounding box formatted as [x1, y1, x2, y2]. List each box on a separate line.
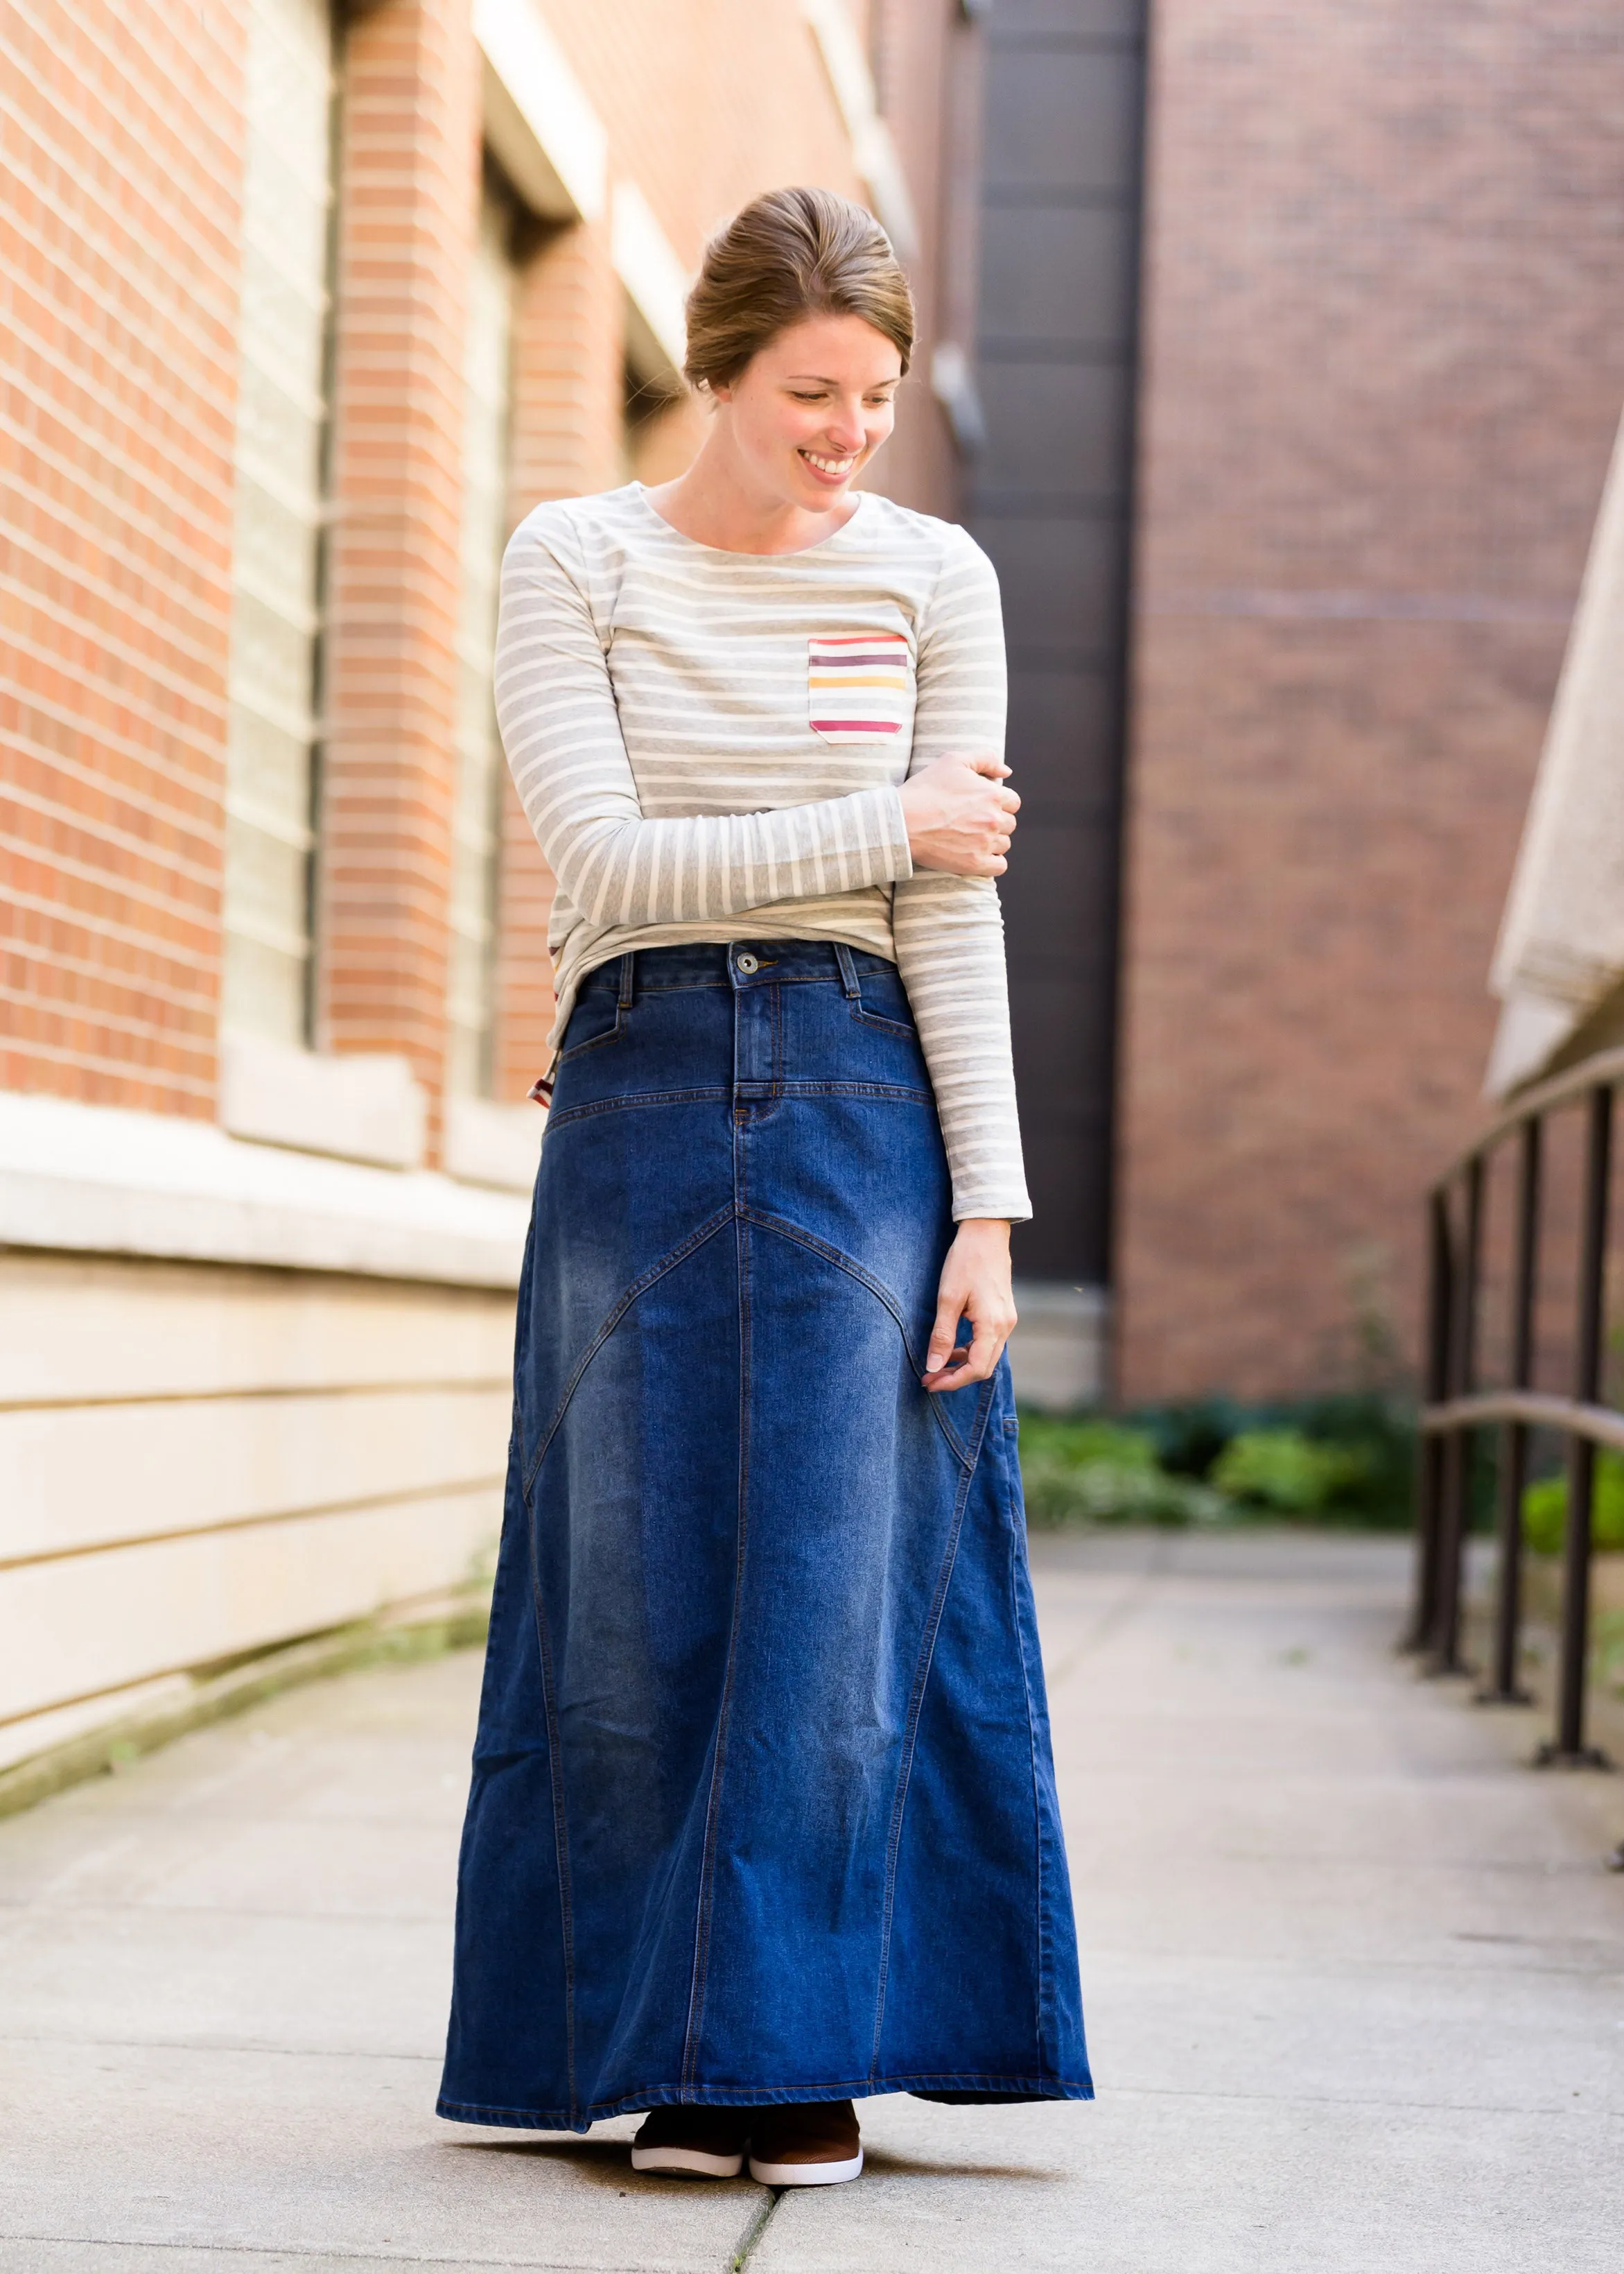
[683, 186, 915, 393]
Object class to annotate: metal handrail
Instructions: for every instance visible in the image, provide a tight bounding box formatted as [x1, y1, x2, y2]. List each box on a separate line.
[1438, 1041, 1624, 1184]
[1421, 1393, 1624, 1456]
[1410, 1057, 1621, 1780]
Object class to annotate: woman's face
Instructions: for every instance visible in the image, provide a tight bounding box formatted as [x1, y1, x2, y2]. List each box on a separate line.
[713, 313, 903, 510]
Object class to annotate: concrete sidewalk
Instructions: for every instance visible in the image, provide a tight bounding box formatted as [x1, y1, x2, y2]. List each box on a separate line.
[1, 1532, 1620, 2272]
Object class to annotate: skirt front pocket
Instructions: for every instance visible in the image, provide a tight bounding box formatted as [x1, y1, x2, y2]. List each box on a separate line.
[808, 631, 912, 745]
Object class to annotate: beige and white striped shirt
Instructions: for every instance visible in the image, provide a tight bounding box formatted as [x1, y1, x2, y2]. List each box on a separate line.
[494, 482, 1030, 1222]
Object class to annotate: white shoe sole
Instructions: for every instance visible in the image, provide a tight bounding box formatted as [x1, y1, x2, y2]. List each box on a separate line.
[747, 2147, 864, 2187]
[630, 2144, 744, 2179]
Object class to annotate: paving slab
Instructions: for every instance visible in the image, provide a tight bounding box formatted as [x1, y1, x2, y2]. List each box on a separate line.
[754, 1535, 1624, 2272]
[1, 1532, 1621, 2272]
[0, 2039, 757, 2271]
[752, 2088, 1616, 2274]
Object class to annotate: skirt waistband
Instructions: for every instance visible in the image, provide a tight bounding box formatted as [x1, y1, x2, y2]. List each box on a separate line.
[575, 939, 900, 999]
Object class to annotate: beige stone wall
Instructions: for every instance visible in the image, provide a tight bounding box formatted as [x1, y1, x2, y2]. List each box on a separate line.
[0, 1249, 513, 1771]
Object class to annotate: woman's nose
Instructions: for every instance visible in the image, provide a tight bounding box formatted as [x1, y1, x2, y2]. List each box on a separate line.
[825, 407, 865, 452]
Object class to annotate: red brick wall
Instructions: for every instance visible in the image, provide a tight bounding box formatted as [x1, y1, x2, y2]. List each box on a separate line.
[862, 0, 970, 520]
[1, 0, 966, 1135]
[1117, 0, 1624, 1400]
[539, 0, 865, 270]
[317, 0, 481, 1153]
[492, 214, 626, 1101]
[0, 0, 245, 1118]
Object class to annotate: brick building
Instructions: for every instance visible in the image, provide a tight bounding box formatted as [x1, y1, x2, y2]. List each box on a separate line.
[0, 0, 984, 1773]
[1115, 0, 1624, 1403]
[995, 0, 1624, 1404]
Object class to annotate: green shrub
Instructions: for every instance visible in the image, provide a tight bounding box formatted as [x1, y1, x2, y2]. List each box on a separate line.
[1521, 1451, 1624, 1556]
[1130, 1397, 1250, 1480]
[1016, 1396, 1418, 1533]
[1130, 1392, 1415, 1528]
[1210, 1427, 1370, 1515]
[1018, 1414, 1229, 1529]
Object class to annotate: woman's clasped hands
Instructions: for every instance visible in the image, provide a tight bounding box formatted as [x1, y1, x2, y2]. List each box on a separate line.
[898, 753, 1020, 877]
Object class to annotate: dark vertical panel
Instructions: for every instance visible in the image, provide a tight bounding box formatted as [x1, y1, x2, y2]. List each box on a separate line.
[971, 0, 1146, 1285]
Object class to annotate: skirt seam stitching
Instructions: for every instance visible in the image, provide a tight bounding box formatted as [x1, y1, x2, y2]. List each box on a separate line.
[526, 1543, 579, 2127]
[679, 1148, 752, 2085]
[521, 1205, 737, 1498]
[435, 2073, 1096, 2128]
[544, 1082, 932, 1131]
[868, 1380, 993, 2083]
[744, 1207, 975, 1470]
[1010, 1504, 1053, 2075]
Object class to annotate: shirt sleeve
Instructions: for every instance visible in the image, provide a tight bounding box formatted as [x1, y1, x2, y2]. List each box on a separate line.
[891, 528, 1033, 1224]
[495, 517, 914, 926]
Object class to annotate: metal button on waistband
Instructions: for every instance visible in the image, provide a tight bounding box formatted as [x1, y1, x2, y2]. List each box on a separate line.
[735, 952, 759, 975]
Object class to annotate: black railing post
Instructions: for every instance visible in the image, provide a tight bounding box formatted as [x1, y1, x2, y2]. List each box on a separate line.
[1541, 1084, 1612, 1767]
[1483, 1116, 1539, 1704]
[1430, 1155, 1483, 1674]
[1406, 1186, 1454, 1651]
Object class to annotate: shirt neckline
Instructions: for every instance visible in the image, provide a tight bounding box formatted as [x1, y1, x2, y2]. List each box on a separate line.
[630, 481, 868, 560]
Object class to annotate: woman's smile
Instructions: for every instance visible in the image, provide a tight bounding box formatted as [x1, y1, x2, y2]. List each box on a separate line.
[798, 446, 857, 483]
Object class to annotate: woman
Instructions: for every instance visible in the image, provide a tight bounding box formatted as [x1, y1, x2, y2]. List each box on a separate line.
[438, 187, 1091, 2187]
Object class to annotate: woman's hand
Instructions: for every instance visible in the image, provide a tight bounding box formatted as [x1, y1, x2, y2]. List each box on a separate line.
[922, 1219, 1018, 1391]
[898, 754, 1020, 877]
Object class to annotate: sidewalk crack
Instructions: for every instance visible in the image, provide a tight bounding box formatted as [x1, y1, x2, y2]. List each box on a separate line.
[728, 2185, 783, 2270]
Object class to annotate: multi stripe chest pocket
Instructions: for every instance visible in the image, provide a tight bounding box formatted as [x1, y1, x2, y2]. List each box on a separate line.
[807, 632, 914, 745]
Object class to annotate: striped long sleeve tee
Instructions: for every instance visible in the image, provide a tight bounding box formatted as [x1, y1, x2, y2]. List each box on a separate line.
[494, 481, 1031, 1223]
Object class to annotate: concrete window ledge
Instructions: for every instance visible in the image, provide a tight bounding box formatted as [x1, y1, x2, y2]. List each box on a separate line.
[220, 1031, 427, 1170]
[473, 0, 608, 223]
[1009, 1283, 1110, 1412]
[0, 1089, 529, 1288]
[443, 1093, 544, 1193]
[799, 0, 921, 259]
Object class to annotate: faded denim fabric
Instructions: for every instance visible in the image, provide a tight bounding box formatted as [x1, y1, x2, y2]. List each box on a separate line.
[437, 942, 1091, 2130]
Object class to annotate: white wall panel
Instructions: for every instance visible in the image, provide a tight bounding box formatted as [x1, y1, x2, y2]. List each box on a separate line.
[0, 1488, 501, 1726]
[0, 1676, 193, 1776]
[0, 1255, 514, 1406]
[1, 1386, 509, 1564]
[1, 1251, 521, 1755]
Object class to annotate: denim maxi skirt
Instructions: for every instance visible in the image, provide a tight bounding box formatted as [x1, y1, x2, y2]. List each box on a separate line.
[437, 941, 1092, 2129]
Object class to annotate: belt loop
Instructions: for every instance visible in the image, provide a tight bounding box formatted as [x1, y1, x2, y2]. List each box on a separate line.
[618, 952, 636, 1009]
[834, 942, 860, 999]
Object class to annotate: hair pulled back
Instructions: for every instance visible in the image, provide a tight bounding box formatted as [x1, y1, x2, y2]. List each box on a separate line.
[683, 186, 915, 393]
